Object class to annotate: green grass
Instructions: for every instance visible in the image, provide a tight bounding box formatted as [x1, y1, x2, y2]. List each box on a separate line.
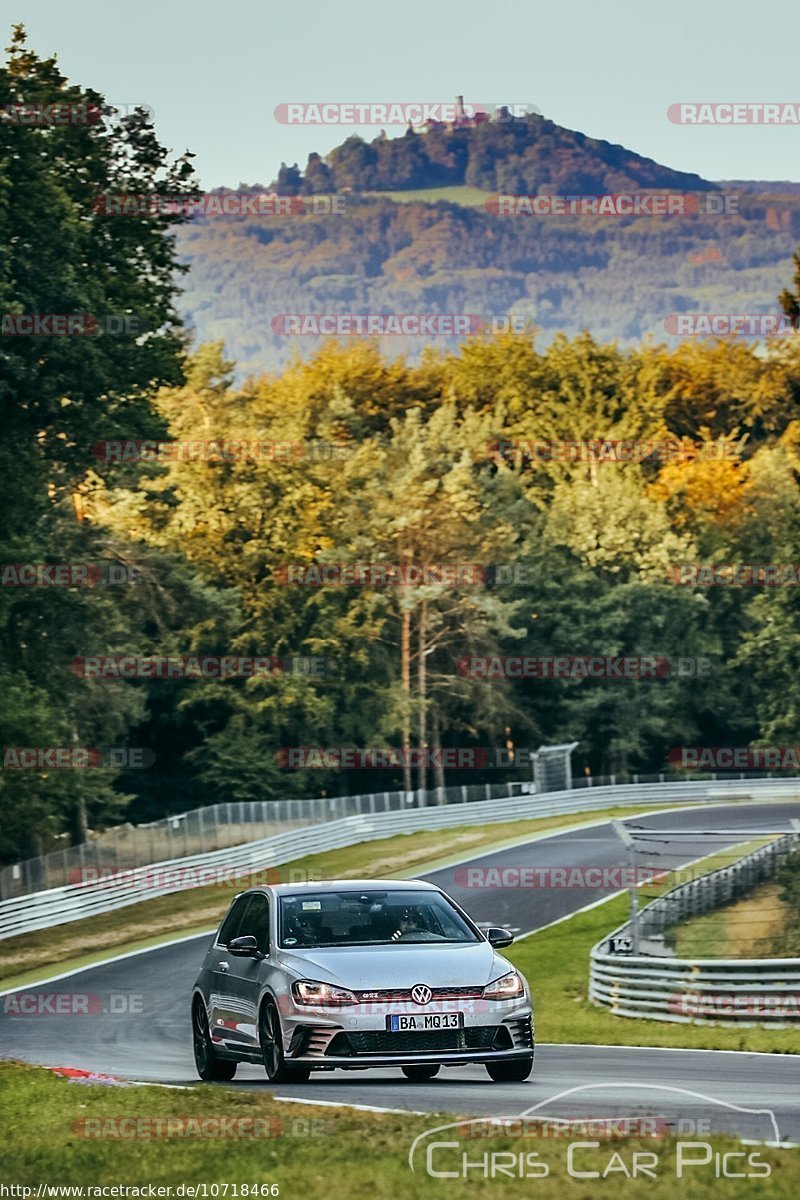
[669, 881, 797, 959]
[1, 804, 681, 989]
[363, 185, 491, 207]
[508, 841, 800, 1052]
[1, 1061, 797, 1195]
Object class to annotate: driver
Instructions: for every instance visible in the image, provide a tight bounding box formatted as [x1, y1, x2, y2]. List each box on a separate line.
[283, 911, 319, 946]
[388, 905, 428, 941]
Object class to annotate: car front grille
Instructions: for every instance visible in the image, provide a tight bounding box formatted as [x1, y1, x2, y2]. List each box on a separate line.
[325, 1025, 511, 1056]
[354, 986, 485, 1002]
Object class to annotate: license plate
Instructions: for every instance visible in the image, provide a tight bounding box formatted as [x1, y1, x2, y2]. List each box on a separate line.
[387, 1013, 463, 1031]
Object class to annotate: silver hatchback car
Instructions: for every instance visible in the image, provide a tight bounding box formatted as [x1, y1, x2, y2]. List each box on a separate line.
[191, 879, 534, 1084]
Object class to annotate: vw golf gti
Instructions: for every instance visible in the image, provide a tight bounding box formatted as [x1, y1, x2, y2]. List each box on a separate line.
[192, 879, 534, 1083]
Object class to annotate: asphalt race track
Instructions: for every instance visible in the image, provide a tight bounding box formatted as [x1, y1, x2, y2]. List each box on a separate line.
[2, 801, 800, 1142]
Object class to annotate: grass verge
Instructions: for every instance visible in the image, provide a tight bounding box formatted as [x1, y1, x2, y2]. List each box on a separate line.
[669, 882, 794, 958]
[1, 1061, 797, 1195]
[508, 841, 800, 1052]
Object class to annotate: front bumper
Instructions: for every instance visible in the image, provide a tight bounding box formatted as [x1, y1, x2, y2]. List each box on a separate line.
[280, 996, 534, 1066]
[289, 1047, 534, 1068]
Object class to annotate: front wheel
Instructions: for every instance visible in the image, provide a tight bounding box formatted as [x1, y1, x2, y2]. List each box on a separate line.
[485, 1054, 534, 1083]
[192, 999, 237, 1081]
[259, 999, 311, 1084]
[401, 1064, 440, 1081]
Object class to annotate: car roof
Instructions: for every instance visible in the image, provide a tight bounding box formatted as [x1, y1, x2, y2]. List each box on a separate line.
[245, 879, 440, 896]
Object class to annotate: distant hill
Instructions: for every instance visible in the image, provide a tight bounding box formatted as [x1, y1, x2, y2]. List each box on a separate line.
[174, 122, 800, 378]
[717, 180, 800, 195]
[272, 113, 716, 196]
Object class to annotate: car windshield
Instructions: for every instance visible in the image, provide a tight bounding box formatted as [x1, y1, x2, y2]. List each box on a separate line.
[278, 889, 481, 948]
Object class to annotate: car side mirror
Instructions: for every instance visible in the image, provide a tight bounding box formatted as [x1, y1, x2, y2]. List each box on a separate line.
[487, 927, 514, 948]
[228, 935, 262, 957]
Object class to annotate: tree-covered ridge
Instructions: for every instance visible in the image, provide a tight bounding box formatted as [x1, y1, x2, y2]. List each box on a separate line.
[273, 115, 715, 195]
[176, 192, 800, 378]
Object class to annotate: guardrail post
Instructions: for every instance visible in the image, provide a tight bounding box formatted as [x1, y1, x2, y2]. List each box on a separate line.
[612, 820, 639, 954]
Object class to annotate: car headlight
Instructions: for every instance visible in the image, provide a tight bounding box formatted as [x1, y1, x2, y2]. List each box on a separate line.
[483, 970, 525, 1000]
[292, 979, 358, 1006]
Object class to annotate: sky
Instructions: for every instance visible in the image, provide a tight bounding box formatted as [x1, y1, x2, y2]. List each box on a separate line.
[10, 0, 800, 188]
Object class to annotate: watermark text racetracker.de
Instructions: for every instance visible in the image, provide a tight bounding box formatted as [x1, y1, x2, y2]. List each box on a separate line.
[271, 313, 532, 337]
[490, 436, 745, 464]
[452, 865, 669, 889]
[452, 861, 759, 889]
[1, 314, 151, 337]
[0, 102, 149, 125]
[668, 102, 800, 124]
[69, 655, 336, 679]
[2, 992, 143, 1017]
[457, 655, 714, 679]
[669, 746, 800, 770]
[272, 313, 481, 337]
[91, 192, 345, 217]
[1, 563, 142, 587]
[2, 746, 153, 769]
[486, 192, 738, 217]
[273, 101, 540, 125]
[669, 562, 800, 586]
[278, 746, 541, 769]
[272, 563, 529, 586]
[664, 313, 797, 338]
[92, 439, 352, 464]
[65, 866, 323, 887]
[669, 992, 800, 1019]
[71, 1115, 328, 1139]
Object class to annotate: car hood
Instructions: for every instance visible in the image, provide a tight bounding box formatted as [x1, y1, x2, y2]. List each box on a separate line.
[275, 941, 508, 989]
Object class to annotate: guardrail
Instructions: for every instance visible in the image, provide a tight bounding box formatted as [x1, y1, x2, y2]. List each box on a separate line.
[2, 780, 521, 900]
[590, 832, 800, 1024]
[4, 766, 794, 900]
[2, 776, 798, 942]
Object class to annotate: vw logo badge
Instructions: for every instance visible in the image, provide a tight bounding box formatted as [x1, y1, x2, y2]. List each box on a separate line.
[411, 984, 432, 1005]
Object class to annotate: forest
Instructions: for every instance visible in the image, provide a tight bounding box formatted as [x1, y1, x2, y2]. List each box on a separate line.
[3, 30, 800, 864]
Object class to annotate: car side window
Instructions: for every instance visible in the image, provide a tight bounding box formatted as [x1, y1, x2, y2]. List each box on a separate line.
[238, 893, 270, 954]
[217, 895, 250, 947]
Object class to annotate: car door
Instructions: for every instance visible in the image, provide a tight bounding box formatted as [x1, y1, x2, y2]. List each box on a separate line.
[216, 892, 270, 1054]
[208, 894, 251, 1050]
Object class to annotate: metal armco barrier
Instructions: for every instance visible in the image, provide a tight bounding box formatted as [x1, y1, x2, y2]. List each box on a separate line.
[1, 777, 798, 941]
[3, 767, 792, 900]
[590, 832, 800, 1024]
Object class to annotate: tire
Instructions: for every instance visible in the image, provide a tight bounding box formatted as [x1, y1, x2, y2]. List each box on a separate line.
[485, 1054, 534, 1083]
[192, 998, 237, 1081]
[259, 998, 311, 1084]
[401, 1064, 441, 1081]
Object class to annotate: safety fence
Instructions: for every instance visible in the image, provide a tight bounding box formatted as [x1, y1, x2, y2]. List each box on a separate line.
[2, 768, 793, 900]
[2, 776, 798, 940]
[590, 832, 800, 1024]
[1, 781, 527, 900]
